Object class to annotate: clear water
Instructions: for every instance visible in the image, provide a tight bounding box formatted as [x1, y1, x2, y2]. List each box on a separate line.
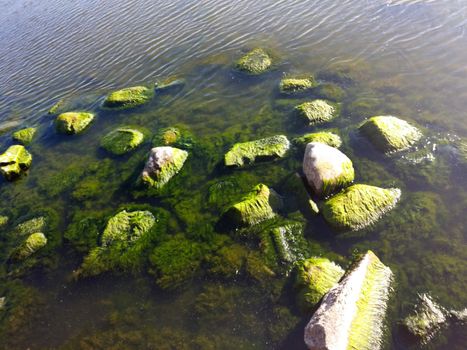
[0, 0, 466, 349]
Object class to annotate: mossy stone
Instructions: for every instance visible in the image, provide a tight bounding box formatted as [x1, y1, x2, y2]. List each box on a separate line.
[55, 112, 94, 134]
[0, 215, 8, 229]
[294, 257, 344, 311]
[322, 184, 401, 231]
[141, 147, 188, 189]
[293, 131, 342, 149]
[295, 99, 338, 125]
[100, 128, 144, 155]
[0, 145, 32, 180]
[152, 127, 193, 149]
[14, 217, 46, 237]
[279, 77, 316, 94]
[103, 86, 154, 109]
[235, 48, 272, 75]
[360, 116, 422, 153]
[11, 232, 47, 261]
[224, 135, 290, 167]
[12, 127, 37, 145]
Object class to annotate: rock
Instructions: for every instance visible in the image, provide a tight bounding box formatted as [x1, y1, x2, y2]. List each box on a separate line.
[279, 77, 316, 94]
[303, 142, 354, 197]
[100, 128, 144, 155]
[295, 100, 338, 125]
[154, 77, 185, 92]
[103, 86, 154, 109]
[55, 112, 94, 134]
[0, 145, 32, 180]
[142, 146, 188, 189]
[14, 217, 46, 236]
[153, 127, 193, 149]
[360, 116, 422, 153]
[224, 135, 290, 167]
[235, 48, 272, 75]
[12, 127, 37, 145]
[0, 216, 8, 229]
[304, 251, 393, 350]
[222, 184, 276, 227]
[11, 232, 47, 261]
[322, 184, 401, 231]
[280, 173, 320, 216]
[449, 308, 467, 323]
[294, 257, 344, 311]
[293, 131, 342, 149]
[313, 83, 346, 102]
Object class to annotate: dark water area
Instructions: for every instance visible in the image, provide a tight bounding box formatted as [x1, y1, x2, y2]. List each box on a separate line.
[0, 0, 466, 349]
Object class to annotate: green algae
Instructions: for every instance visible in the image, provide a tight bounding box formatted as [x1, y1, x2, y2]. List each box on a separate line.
[152, 126, 193, 149]
[312, 83, 346, 101]
[235, 48, 272, 75]
[279, 76, 316, 94]
[0, 145, 32, 180]
[295, 99, 338, 125]
[103, 86, 154, 109]
[224, 135, 290, 167]
[10, 232, 47, 261]
[12, 127, 37, 145]
[294, 131, 342, 149]
[100, 127, 144, 155]
[55, 112, 94, 134]
[322, 184, 401, 231]
[0, 216, 8, 229]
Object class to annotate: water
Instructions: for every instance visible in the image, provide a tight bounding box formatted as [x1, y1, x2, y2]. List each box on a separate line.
[0, 0, 466, 349]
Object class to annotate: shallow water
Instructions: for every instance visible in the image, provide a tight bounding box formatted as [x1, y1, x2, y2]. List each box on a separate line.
[0, 0, 466, 349]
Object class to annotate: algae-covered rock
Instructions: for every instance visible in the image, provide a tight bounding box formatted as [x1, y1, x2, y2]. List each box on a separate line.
[401, 293, 447, 344]
[294, 131, 342, 149]
[222, 184, 276, 227]
[294, 257, 344, 311]
[304, 251, 393, 350]
[154, 77, 185, 92]
[235, 48, 272, 75]
[313, 83, 346, 101]
[14, 217, 46, 237]
[295, 99, 338, 125]
[0, 145, 32, 180]
[11, 232, 47, 261]
[12, 127, 37, 145]
[279, 76, 316, 94]
[103, 86, 154, 109]
[322, 184, 401, 231]
[55, 112, 94, 134]
[141, 146, 188, 189]
[152, 127, 193, 149]
[303, 142, 354, 197]
[0, 215, 8, 229]
[224, 135, 290, 167]
[100, 128, 144, 155]
[360, 116, 422, 153]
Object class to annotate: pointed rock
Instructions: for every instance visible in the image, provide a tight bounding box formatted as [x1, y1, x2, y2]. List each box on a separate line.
[142, 146, 188, 189]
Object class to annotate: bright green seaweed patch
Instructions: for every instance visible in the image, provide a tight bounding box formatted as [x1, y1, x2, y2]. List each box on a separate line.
[294, 257, 344, 311]
[295, 99, 338, 125]
[55, 112, 94, 134]
[293, 131, 342, 149]
[235, 48, 272, 75]
[100, 128, 144, 155]
[0, 145, 32, 180]
[103, 86, 154, 109]
[224, 135, 290, 167]
[279, 76, 316, 94]
[322, 184, 401, 231]
[360, 116, 422, 153]
[10, 232, 47, 261]
[12, 127, 37, 145]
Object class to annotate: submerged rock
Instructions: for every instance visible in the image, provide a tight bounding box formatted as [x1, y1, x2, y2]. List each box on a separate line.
[12, 127, 37, 145]
[303, 142, 354, 197]
[222, 184, 276, 227]
[294, 131, 342, 149]
[279, 77, 316, 94]
[0, 145, 32, 180]
[360, 116, 422, 153]
[235, 48, 272, 75]
[313, 83, 346, 102]
[304, 251, 393, 350]
[11, 232, 47, 261]
[154, 77, 185, 92]
[55, 112, 94, 134]
[0, 215, 8, 229]
[280, 173, 320, 216]
[103, 86, 154, 109]
[14, 217, 46, 237]
[142, 146, 188, 189]
[322, 184, 401, 231]
[224, 135, 290, 167]
[295, 100, 338, 125]
[294, 257, 344, 311]
[100, 128, 144, 155]
[152, 127, 193, 149]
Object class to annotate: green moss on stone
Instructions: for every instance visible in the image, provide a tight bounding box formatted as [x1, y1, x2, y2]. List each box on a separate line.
[14, 217, 46, 237]
[295, 99, 338, 125]
[152, 127, 193, 149]
[141, 147, 188, 189]
[100, 128, 144, 155]
[64, 214, 102, 253]
[0, 215, 8, 229]
[279, 76, 316, 94]
[55, 112, 94, 134]
[235, 48, 272, 75]
[293, 131, 342, 149]
[0, 145, 32, 180]
[224, 135, 290, 167]
[12, 127, 37, 145]
[360, 116, 422, 153]
[322, 184, 401, 231]
[11, 232, 47, 261]
[103, 86, 154, 109]
[294, 257, 344, 311]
